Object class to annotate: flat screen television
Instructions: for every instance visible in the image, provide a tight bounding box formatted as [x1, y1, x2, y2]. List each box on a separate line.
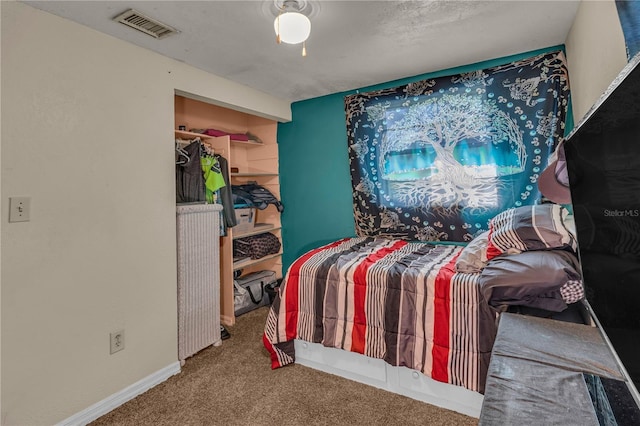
[563, 52, 640, 418]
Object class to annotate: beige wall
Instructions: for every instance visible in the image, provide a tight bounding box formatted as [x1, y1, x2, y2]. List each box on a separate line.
[0, 2, 290, 425]
[565, 0, 628, 124]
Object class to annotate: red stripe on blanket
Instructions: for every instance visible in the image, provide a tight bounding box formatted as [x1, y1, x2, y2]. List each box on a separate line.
[283, 238, 350, 341]
[262, 333, 280, 369]
[431, 253, 458, 383]
[351, 240, 407, 354]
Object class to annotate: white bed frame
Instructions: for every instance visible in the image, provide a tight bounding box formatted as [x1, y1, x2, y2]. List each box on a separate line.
[294, 340, 483, 418]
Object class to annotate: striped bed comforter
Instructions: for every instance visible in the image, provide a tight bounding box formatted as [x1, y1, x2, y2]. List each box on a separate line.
[263, 237, 498, 393]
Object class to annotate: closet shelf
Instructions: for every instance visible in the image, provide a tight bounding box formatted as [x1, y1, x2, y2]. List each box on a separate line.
[231, 139, 263, 146]
[233, 224, 280, 240]
[233, 252, 282, 271]
[231, 172, 279, 177]
[175, 130, 262, 146]
[174, 129, 215, 140]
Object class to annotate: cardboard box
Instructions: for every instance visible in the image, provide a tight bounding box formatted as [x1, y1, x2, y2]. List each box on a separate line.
[234, 207, 256, 234]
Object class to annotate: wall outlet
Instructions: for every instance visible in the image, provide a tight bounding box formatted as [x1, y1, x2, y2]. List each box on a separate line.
[110, 329, 125, 354]
[9, 197, 30, 222]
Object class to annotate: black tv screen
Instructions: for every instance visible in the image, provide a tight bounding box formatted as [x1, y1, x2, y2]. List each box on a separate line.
[564, 54, 640, 405]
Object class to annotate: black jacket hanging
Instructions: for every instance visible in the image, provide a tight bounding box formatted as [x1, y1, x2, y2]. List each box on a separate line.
[176, 141, 205, 203]
[215, 154, 237, 228]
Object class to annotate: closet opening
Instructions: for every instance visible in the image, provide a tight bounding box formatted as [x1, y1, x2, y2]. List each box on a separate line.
[173, 91, 283, 338]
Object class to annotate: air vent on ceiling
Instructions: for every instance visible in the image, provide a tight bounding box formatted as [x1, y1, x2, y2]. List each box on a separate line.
[113, 9, 179, 39]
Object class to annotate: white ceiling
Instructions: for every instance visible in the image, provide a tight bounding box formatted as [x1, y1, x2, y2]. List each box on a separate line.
[22, 0, 581, 103]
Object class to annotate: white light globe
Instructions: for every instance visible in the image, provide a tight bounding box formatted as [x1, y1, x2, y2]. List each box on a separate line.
[274, 12, 311, 44]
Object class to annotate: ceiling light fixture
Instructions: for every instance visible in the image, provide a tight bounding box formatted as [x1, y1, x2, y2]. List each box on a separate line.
[274, 0, 311, 57]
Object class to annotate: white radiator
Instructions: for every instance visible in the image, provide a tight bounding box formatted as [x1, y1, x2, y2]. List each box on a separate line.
[176, 203, 223, 363]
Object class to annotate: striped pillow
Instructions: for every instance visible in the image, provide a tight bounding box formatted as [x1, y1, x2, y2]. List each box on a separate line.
[486, 204, 577, 260]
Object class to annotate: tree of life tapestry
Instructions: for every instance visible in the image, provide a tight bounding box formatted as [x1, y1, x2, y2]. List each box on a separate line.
[344, 50, 570, 242]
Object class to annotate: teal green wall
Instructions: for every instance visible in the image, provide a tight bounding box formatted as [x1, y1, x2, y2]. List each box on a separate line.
[278, 45, 567, 270]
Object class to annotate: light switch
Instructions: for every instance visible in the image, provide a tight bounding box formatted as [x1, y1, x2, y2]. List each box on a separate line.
[9, 197, 31, 222]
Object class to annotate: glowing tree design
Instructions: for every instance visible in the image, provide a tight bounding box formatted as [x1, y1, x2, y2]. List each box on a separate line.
[377, 94, 525, 212]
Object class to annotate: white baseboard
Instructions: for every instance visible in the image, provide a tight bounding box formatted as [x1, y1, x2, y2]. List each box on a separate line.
[57, 361, 181, 426]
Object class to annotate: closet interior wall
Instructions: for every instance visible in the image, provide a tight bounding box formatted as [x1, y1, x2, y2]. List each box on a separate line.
[175, 94, 283, 326]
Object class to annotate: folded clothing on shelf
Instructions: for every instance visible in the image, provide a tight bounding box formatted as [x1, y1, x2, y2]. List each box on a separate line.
[232, 183, 284, 212]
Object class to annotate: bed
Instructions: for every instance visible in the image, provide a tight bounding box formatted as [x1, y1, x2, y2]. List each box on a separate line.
[263, 204, 583, 416]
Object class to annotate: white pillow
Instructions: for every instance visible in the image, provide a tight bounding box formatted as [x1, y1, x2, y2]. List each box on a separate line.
[455, 231, 490, 273]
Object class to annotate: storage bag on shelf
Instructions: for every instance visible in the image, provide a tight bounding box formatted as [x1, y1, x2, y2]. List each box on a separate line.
[233, 232, 281, 260]
[234, 270, 277, 316]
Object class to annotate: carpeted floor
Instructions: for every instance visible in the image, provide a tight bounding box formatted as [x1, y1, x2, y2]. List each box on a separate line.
[91, 307, 478, 425]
